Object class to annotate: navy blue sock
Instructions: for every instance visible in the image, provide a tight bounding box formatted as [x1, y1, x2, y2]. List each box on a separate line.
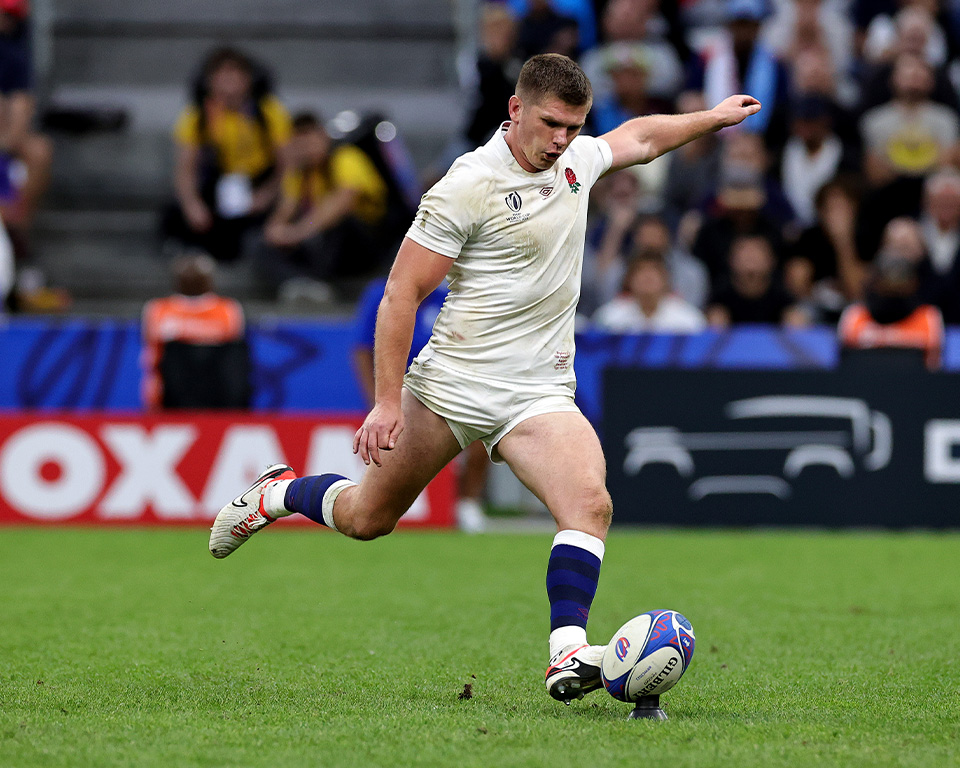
[546, 536, 602, 632]
[283, 474, 349, 527]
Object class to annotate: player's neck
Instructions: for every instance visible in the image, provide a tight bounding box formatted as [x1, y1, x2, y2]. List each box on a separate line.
[503, 124, 541, 173]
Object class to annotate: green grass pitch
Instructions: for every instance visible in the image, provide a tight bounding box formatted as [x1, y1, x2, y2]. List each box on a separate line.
[1, 528, 958, 767]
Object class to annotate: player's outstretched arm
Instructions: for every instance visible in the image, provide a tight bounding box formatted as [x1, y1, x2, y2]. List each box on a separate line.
[600, 95, 761, 174]
[353, 238, 453, 466]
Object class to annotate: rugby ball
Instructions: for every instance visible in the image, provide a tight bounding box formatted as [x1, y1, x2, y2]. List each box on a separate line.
[601, 610, 695, 702]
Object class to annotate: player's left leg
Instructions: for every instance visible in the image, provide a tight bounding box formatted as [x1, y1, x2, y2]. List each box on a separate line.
[495, 411, 612, 702]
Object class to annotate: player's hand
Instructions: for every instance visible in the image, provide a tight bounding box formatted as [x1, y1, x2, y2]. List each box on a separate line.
[353, 400, 404, 467]
[712, 95, 761, 129]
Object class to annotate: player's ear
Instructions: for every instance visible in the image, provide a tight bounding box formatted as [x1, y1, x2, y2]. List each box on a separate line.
[508, 95, 523, 122]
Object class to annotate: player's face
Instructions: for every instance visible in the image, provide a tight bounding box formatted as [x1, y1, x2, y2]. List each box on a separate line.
[510, 95, 590, 171]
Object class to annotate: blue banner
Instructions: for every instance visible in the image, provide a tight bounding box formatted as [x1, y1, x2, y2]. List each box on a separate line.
[1, 318, 957, 416]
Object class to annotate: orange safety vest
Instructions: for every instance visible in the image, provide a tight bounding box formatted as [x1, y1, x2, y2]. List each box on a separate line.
[838, 303, 944, 370]
[141, 293, 245, 408]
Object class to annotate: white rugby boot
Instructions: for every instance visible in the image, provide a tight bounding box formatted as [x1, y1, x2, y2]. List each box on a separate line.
[209, 464, 296, 559]
[544, 643, 606, 703]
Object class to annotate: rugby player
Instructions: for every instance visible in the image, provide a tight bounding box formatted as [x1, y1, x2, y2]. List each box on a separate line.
[210, 54, 759, 703]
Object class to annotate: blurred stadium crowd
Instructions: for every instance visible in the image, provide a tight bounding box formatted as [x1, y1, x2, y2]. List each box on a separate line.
[4, 0, 960, 345]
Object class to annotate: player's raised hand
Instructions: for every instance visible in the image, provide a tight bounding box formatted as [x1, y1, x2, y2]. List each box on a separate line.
[354, 400, 405, 467]
[712, 95, 761, 129]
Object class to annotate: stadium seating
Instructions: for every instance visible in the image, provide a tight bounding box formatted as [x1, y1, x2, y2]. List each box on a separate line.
[35, 0, 463, 314]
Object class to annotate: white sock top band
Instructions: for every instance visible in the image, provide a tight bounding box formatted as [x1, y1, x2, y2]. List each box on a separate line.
[552, 529, 605, 561]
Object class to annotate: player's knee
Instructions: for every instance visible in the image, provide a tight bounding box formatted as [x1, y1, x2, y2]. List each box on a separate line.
[583, 487, 613, 529]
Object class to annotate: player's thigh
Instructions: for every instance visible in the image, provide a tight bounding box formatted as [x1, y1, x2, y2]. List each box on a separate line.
[347, 388, 462, 521]
[495, 411, 612, 536]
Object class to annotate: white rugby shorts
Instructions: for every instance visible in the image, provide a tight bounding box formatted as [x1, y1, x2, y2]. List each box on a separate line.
[403, 357, 581, 463]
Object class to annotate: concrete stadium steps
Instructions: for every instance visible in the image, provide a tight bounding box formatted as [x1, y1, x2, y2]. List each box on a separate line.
[50, 36, 458, 91]
[32, 210, 263, 301]
[34, 0, 466, 309]
[52, 0, 454, 28]
[46, 132, 172, 210]
[45, 85, 461, 210]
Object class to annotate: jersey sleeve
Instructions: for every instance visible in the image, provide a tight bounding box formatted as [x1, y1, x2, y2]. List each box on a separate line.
[576, 135, 614, 188]
[404, 165, 481, 259]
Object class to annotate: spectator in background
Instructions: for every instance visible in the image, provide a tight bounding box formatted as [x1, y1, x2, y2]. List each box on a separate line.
[786, 47, 859, 147]
[141, 252, 249, 409]
[592, 250, 706, 333]
[862, 3, 950, 68]
[0, 0, 50, 234]
[634, 214, 709, 308]
[463, 4, 521, 148]
[707, 234, 807, 327]
[785, 177, 867, 322]
[583, 187, 709, 317]
[507, 0, 596, 52]
[581, 0, 684, 107]
[165, 47, 291, 262]
[919, 169, 960, 322]
[582, 169, 639, 316]
[839, 251, 943, 369]
[352, 277, 490, 533]
[724, 129, 795, 226]
[591, 45, 660, 135]
[762, 0, 854, 80]
[859, 6, 960, 114]
[860, 53, 960, 209]
[590, 46, 675, 199]
[256, 113, 388, 304]
[692, 0, 785, 136]
[780, 95, 856, 227]
[515, 0, 580, 59]
[692, 163, 786, 283]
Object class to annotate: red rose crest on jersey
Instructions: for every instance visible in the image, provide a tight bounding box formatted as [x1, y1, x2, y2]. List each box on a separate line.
[565, 167, 581, 194]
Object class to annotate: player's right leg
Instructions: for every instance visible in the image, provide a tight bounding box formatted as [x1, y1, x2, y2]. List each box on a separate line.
[209, 388, 460, 557]
[495, 410, 612, 703]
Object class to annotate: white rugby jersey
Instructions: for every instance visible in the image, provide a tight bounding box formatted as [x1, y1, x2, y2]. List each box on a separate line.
[405, 124, 613, 384]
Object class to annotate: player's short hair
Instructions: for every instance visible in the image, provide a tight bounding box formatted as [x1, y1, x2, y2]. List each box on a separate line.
[516, 54, 593, 108]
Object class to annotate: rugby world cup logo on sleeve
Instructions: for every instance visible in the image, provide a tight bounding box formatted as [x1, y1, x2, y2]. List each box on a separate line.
[615, 636, 631, 661]
[565, 167, 581, 193]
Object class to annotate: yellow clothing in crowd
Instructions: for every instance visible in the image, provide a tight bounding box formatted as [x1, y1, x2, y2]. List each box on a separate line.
[282, 144, 388, 225]
[174, 96, 292, 178]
